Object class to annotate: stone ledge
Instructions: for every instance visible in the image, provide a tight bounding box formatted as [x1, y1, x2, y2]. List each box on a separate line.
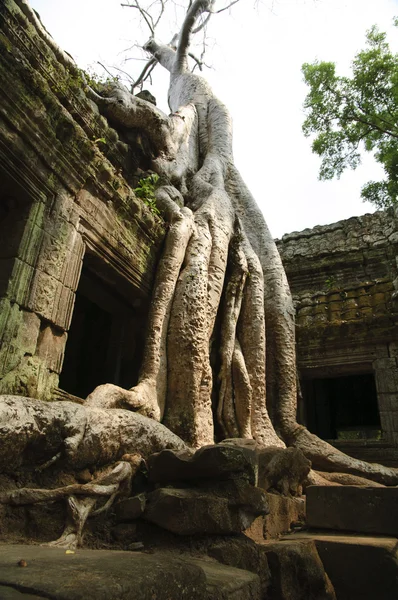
[306, 485, 398, 536]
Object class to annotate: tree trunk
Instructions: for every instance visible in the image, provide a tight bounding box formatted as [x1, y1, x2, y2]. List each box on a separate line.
[85, 0, 398, 485]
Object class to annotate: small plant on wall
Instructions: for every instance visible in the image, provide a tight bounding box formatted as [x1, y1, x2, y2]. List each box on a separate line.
[134, 173, 160, 215]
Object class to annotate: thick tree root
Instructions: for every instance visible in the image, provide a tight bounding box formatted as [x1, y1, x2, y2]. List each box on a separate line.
[289, 425, 398, 486]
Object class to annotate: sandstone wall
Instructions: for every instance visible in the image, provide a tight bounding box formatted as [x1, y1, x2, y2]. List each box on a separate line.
[0, 0, 165, 400]
[277, 211, 398, 447]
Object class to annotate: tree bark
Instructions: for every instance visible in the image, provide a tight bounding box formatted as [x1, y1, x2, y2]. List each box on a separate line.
[82, 0, 398, 484]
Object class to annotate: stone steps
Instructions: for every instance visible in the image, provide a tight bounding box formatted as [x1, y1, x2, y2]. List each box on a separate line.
[0, 544, 261, 600]
[282, 531, 398, 600]
[297, 485, 398, 599]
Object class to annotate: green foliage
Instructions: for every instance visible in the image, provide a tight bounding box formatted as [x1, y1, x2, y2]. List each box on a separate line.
[302, 22, 398, 208]
[325, 275, 336, 290]
[134, 173, 160, 215]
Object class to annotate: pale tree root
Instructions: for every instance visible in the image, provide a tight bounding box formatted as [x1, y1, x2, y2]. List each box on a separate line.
[0, 461, 135, 549]
[85, 203, 194, 420]
[287, 425, 398, 486]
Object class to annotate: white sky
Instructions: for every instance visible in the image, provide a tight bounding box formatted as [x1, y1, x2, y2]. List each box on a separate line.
[30, 0, 398, 238]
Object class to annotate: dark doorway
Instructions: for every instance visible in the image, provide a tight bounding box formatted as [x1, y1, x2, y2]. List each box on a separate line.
[59, 261, 146, 399]
[302, 374, 381, 440]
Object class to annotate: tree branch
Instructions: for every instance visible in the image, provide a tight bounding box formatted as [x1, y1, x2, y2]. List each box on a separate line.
[176, 0, 212, 73]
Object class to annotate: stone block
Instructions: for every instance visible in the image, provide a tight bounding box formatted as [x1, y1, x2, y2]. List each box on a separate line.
[7, 258, 35, 307]
[207, 536, 271, 598]
[18, 221, 44, 267]
[260, 539, 336, 600]
[20, 311, 41, 356]
[306, 486, 398, 535]
[143, 483, 268, 535]
[257, 447, 311, 496]
[35, 324, 67, 373]
[148, 444, 257, 485]
[53, 285, 75, 330]
[265, 493, 305, 539]
[115, 494, 146, 522]
[0, 544, 208, 600]
[187, 558, 261, 600]
[51, 191, 74, 222]
[28, 269, 61, 320]
[36, 228, 74, 281]
[62, 236, 84, 291]
[245, 494, 305, 542]
[28, 269, 75, 329]
[287, 532, 398, 600]
[111, 522, 139, 544]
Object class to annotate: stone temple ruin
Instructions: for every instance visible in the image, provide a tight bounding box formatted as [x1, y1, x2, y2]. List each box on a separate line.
[0, 1, 398, 599]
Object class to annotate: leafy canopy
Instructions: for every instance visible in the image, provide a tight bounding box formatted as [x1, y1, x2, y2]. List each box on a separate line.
[302, 21, 398, 209]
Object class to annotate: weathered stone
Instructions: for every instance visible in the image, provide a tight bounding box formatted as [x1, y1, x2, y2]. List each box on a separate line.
[35, 324, 67, 373]
[0, 544, 207, 600]
[286, 532, 398, 600]
[143, 484, 268, 535]
[306, 485, 398, 535]
[258, 447, 311, 495]
[0, 586, 46, 599]
[115, 493, 147, 522]
[207, 536, 271, 598]
[187, 558, 261, 600]
[111, 522, 139, 543]
[260, 539, 336, 600]
[245, 493, 305, 541]
[148, 444, 257, 485]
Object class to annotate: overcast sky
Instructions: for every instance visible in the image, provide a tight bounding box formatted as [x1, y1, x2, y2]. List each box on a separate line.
[30, 0, 398, 238]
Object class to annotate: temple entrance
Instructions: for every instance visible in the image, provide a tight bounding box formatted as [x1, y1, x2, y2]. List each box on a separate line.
[301, 373, 381, 441]
[59, 254, 146, 399]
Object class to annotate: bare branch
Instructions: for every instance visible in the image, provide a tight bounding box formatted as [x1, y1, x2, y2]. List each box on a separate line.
[131, 56, 158, 92]
[121, 0, 155, 35]
[188, 51, 203, 71]
[176, 0, 213, 72]
[214, 0, 240, 14]
[97, 61, 120, 81]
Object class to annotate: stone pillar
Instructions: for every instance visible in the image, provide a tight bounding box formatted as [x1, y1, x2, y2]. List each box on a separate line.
[373, 356, 398, 444]
[0, 190, 84, 400]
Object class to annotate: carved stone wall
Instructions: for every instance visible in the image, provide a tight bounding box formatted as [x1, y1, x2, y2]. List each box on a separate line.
[277, 212, 398, 459]
[0, 0, 165, 400]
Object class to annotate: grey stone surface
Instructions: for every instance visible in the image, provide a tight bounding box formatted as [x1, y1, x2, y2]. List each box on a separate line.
[260, 539, 336, 600]
[0, 586, 46, 599]
[187, 559, 261, 600]
[115, 494, 147, 522]
[0, 544, 207, 600]
[257, 447, 311, 495]
[143, 484, 268, 535]
[245, 493, 305, 541]
[0, 544, 262, 600]
[148, 444, 257, 485]
[306, 485, 398, 535]
[207, 536, 271, 598]
[285, 532, 398, 600]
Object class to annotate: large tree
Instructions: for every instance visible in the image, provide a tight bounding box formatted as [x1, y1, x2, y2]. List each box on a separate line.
[22, 0, 398, 485]
[302, 21, 398, 209]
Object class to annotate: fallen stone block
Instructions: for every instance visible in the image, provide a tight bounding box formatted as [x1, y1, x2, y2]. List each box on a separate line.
[207, 535, 271, 598]
[148, 444, 257, 485]
[258, 447, 311, 496]
[186, 558, 261, 600]
[0, 544, 207, 600]
[306, 485, 398, 535]
[260, 539, 336, 600]
[284, 532, 398, 600]
[114, 493, 146, 522]
[245, 492, 305, 541]
[143, 484, 268, 535]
